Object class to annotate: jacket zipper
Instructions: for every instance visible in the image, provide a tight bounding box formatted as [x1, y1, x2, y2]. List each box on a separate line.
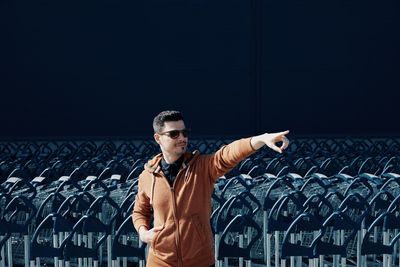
[173, 166, 188, 267]
[170, 186, 183, 267]
[164, 166, 187, 267]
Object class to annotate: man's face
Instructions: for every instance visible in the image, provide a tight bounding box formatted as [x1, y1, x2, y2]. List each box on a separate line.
[154, 120, 188, 158]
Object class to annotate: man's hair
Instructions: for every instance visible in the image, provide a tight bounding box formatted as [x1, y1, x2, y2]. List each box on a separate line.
[153, 110, 184, 133]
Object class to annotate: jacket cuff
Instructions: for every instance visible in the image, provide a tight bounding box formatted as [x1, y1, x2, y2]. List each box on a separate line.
[133, 218, 150, 232]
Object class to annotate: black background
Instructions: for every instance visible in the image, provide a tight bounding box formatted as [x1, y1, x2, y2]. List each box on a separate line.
[1, 0, 399, 139]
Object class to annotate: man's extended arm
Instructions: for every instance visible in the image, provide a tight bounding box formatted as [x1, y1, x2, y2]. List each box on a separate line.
[207, 130, 290, 181]
[250, 130, 290, 153]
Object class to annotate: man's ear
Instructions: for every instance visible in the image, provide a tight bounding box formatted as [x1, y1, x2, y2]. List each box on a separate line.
[154, 133, 161, 144]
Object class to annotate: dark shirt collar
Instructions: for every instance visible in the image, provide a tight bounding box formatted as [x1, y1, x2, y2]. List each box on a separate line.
[160, 155, 184, 172]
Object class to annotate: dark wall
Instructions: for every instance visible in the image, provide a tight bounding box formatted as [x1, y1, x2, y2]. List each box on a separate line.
[1, 0, 399, 138]
[262, 0, 400, 136]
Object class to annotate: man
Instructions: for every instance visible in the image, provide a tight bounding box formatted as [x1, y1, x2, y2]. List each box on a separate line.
[133, 110, 290, 267]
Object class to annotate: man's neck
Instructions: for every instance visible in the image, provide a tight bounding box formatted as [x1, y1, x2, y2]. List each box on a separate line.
[162, 154, 181, 164]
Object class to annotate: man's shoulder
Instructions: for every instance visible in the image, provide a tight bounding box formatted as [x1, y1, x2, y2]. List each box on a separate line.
[137, 168, 153, 182]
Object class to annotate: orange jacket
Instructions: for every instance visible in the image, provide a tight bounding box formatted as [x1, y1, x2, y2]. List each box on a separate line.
[133, 138, 255, 267]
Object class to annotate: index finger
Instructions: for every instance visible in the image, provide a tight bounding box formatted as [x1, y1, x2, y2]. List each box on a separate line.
[279, 130, 290, 136]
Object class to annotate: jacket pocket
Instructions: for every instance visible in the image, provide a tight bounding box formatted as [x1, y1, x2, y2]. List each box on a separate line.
[151, 224, 164, 248]
[152, 222, 177, 260]
[179, 214, 208, 261]
[192, 214, 207, 245]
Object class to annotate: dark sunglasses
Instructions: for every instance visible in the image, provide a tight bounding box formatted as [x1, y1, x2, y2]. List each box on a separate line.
[158, 129, 190, 139]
